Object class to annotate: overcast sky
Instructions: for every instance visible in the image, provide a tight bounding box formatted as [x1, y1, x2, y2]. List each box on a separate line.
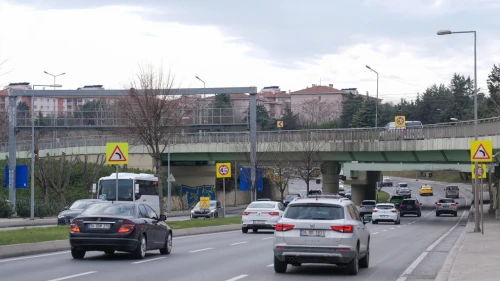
[0, 0, 499, 103]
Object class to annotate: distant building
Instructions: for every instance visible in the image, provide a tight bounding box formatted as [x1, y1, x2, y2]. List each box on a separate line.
[257, 86, 291, 119]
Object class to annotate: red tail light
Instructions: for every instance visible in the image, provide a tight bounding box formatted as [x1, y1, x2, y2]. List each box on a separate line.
[70, 221, 80, 233]
[391, 209, 397, 213]
[436, 203, 442, 206]
[275, 223, 294, 232]
[372, 209, 378, 212]
[451, 203, 456, 206]
[118, 222, 135, 233]
[266, 212, 280, 216]
[331, 225, 354, 233]
[400, 204, 405, 208]
[242, 211, 256, 216]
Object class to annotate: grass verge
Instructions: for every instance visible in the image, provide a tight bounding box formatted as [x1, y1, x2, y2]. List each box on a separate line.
[0, 217, 242, 246]
[377, 190, 390, 202]
[386, 170, 467, 183]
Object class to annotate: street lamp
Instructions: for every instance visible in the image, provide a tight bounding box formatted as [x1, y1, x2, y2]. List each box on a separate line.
[437, 29, 479, 231]
[366, 65, 379, 128]
[43, 71, 66, 90]
[29, 84, 62, 220]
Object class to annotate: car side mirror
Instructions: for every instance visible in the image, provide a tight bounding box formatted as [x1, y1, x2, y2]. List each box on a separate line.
[159, 214, 167, 221]
[362, 216, 372, 224]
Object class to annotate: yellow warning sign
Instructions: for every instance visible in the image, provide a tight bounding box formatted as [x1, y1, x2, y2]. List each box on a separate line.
[106, 142, 129, 165]
[471, 164, 487, 179]
[470, 140, 492, 162]
[199, 197, 211, 209]
[395, 116, 406, 127]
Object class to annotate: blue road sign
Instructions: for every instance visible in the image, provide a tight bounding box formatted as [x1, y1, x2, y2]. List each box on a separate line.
[239, 168, 263, 191]
[5, 165, 29, 188]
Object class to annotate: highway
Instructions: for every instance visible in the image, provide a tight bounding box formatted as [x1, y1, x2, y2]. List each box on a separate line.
[0, 177, 470, 281]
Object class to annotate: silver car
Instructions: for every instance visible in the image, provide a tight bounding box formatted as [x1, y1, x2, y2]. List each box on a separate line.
[242, 201, 285, 233]
[435, 198, 458, 217]
[445, 185, 460, 198]
[273, 197, 371, 275]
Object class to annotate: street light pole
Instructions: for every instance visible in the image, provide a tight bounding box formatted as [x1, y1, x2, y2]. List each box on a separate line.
[366, 65, 379, 128]
[437, 29, 479, 232]
[43, 71, 65, 141]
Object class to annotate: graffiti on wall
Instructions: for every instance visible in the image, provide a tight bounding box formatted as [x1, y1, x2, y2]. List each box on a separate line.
[180, 185, 215, 208]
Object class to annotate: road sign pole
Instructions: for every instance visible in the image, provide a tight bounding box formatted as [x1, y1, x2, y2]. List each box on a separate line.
[115, 165, 119, 202]
[223, 178, 226, 218]
[480, 175, 484, 234]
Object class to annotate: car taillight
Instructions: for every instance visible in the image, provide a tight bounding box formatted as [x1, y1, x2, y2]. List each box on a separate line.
[391, 209, 397, 213]
[331, 225, 354, 233]
[451, 203, 456, 206]
[242, 211, 257, 216]
[400, 204, 405, 208]
[372, 209, 378, 212]
[436, 203, 442, 206]
[266, 212, 280, 216]
[118, 222, 135, 233]
[275, 223, 294, 232]
[70, 221, 80, 233]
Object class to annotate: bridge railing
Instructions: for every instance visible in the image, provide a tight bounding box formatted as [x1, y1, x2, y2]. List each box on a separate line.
[2, 116, 500, 153]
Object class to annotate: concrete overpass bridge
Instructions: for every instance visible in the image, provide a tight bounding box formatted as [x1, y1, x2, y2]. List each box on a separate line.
[3, 116, 500, 204]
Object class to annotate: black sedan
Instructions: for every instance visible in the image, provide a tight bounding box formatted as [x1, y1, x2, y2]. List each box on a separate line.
[69, 201, 172, 259]
[57, 199, 104, 225]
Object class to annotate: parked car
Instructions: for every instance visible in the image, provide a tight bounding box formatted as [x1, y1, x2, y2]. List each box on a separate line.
[359, 200, 377, 216]
[241, 201, 285, 233]
[372, 203, 400, 224]
[69, 201, 172, 259]
[435, 198, 458, 217]
[283, 194, 301, 207]
[190, 200, 224, 219]
[399, 198, 422, 217]
[57, 199, 104, 225]
[273, 196, 371, 275]
[445, 185, 460, 198]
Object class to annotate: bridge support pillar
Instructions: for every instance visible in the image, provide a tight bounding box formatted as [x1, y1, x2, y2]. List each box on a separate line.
[320, 161, 341, 194]
[350, 171, 380, 205]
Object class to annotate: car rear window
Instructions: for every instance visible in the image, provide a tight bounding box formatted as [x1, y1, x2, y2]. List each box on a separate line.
[447, 186, 458, 190]
[402, 200, 416, 205]
[248, 202, 276, 209]
[376, 204, 394, 209]
[390, 196, 404, 201]
[439, 199, 454, 203]
[81, 203, 135, 216]
[399, 184, 408, 187]
[284, 204, 344, 220]
[361, 201, 376, 205]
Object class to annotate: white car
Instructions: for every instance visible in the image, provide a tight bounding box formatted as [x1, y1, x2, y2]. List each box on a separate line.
[372, 203, 400, 224]
[242, 201, 286, 233]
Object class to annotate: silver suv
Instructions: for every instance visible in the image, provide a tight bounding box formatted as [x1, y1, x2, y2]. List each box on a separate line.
[435, 198, 458, 217]
[273, 196, 371, 275]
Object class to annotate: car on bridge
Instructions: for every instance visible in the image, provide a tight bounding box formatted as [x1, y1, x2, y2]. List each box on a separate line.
[435, 198, 458, 217]
[419, 184, 434, 196]
[273, 196, 371, 275]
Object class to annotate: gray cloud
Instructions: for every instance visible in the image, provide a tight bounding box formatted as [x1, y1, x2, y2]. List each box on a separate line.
[8, 0, 500, 66]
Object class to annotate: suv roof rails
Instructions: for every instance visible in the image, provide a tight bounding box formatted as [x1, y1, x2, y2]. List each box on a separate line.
[306, 193, 350, 201]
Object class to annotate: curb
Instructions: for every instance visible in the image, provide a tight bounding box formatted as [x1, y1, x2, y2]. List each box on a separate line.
[434, 205, 474, 281]
[0, 224, 241, 260]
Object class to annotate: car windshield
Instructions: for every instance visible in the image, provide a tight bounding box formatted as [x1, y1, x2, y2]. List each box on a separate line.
[248, 202, 275, 209]
[439, 199, 454, 203]
[285, 195, 299, 200]
[284, 204, 344, 220]
[81, 203, 136, 216]
[376, 204, 394, 209]
[447, 186, 458, 190]
[70, 201, 95, 210]
[361, 201, 376, 205]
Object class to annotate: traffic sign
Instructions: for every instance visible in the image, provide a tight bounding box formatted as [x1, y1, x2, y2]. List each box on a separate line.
[199, 196, 211, 209]
[395, 116, 406, 127]
[277, 120, 284, 128]
[168, 173, 176, 182]
[471, 164, 487, 179]
[106, 142, 129, 164]
[216, 162, 231, 178]
[470, 140, 492, 162]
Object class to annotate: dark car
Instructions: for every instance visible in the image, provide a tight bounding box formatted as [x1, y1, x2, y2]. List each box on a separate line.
[57, 199, 104, 225]
[399, 198, 422, 217]
[69, 201, 172, 259]
[283, 194, 301, 207]
[344, 191, 352, 200]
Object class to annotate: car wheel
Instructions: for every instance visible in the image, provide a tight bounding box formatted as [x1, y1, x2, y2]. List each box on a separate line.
[359, 241, 369, 268]
[252, 228, 258, 233]
[436, 212, 440, 217]
[242, 227, 248, 233]
[418, 212, 421, 217]
[454, 212, 457, 217]
[160, 231, 172, 255]
[71, 248, 85, 259]
[346, 249, 359, 275]
[274, 256, 287, 273]
[372, 220, 378, 224]
[133, 234, 147, 259]
[104, 250, 115, 254]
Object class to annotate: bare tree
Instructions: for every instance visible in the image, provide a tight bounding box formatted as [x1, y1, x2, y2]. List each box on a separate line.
[75, 154, 106, 198]
[297, 99, 341, 127]
[264, 136, 293, 201]
[289, 130, 325, 194]
[38, 152, 78, 204]
[117, 64, 189, 215]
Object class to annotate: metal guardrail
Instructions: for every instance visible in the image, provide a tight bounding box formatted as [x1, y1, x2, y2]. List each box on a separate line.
[2, 116, 500, 153]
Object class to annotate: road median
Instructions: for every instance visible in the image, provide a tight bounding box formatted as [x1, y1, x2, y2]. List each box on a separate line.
[0, 217, 242, 259]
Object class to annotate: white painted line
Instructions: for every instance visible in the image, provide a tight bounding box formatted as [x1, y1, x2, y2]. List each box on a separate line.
[261, 237, 273, 240]
[230, 241, 249, 246]
[396, 277, 407, 281]
[267, 263, 273, 267]
[397, 226, 402, 228]
[390, 228, 395, 230]
[0, 251, 70, 263]
[47, 271, 97, 281]
[225, 274, 248, 281]
[131, 257, 166, 264]
[372, 232, 379, 234]
[174, 230, 240, 240]
[401, 252, 428, 276]
[189, 247, 213, 253]
[383, 229, 388, 232]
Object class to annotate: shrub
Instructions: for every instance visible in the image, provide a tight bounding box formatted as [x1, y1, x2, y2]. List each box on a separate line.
[0, 197, 13, 218]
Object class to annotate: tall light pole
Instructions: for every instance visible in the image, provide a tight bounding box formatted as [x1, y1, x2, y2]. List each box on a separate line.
[437, 29, 479, 232]
[366, 65, 379, 128]
[30, 84, 62, 220]
[43, 71, 65, 141]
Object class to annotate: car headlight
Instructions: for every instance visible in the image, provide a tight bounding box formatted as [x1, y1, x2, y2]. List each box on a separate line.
[58, 214, 66, 218]
[210, 209, 215, 213]
[191, 210, 194, 213]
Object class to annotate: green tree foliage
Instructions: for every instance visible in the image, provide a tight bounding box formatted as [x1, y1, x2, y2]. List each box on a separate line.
[280, 105, 299, 130]
[340, 93, 364, 128]
[350, 97, 376, 128]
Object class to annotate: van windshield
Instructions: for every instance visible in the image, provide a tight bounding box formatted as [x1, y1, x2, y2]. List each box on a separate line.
[447, 186, 458, 190]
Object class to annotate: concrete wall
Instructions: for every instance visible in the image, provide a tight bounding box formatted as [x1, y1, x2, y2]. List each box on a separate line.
[162, 165, 216, 188]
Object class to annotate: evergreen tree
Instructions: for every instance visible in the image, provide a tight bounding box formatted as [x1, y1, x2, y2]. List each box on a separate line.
[340, 93, 363, 128]
[350, 97, 376, 128]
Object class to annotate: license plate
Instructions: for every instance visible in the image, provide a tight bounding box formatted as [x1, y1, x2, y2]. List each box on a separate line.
[253, 220, 265, 224]
[442, 206, 449, 208]
[301, 230, 325, 237]
[381, 215, 388, 217]
[88, 223, 111, 229]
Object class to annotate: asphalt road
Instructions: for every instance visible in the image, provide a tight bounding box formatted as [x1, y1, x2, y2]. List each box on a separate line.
[0, 176, 470, 281]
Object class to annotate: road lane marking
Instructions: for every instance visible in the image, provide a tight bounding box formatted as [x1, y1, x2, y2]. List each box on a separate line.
[397, 226, 401, 228]
[174, 230, 240, 240]
[372, 232, 379, 234]
[383, 229, 388, 232]
[225, 274, 248, 281]
[0, 251, 70, 263]
[390, 228, 395, 229]
[261, 237, 273, 240]
[47, 271, 96, 281]
[189, 247, 213, 253]
[230, 241, 249, 246]
[401, 252, 428, 276]
[131, 257, 166, 264]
